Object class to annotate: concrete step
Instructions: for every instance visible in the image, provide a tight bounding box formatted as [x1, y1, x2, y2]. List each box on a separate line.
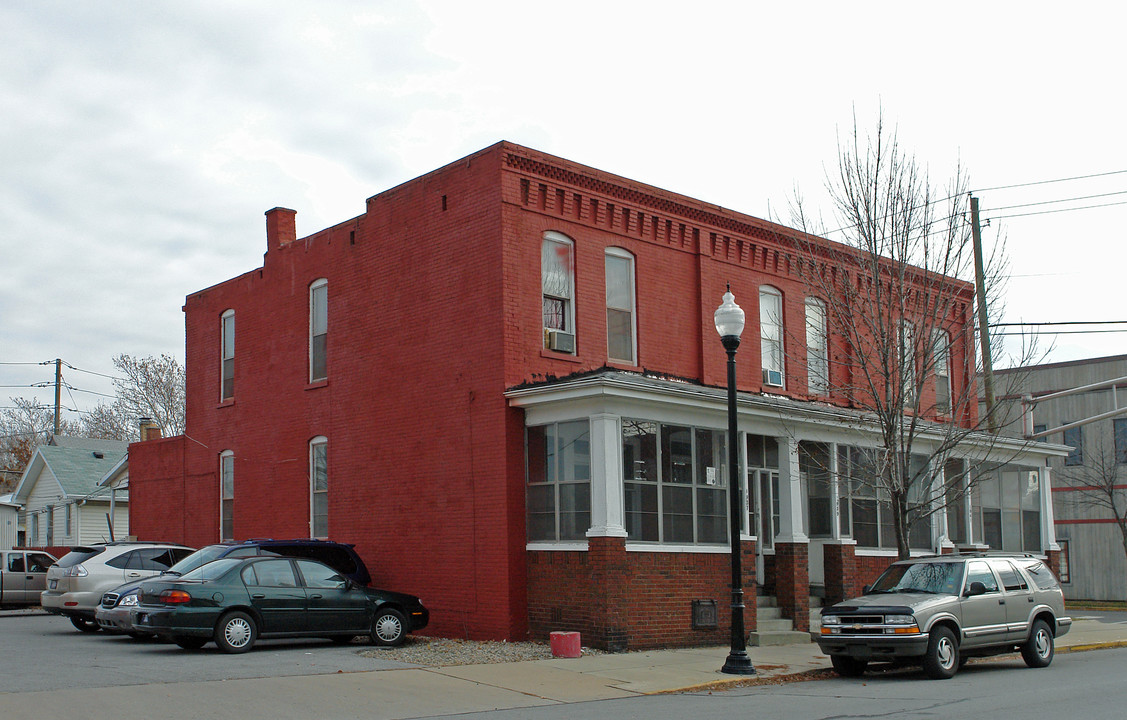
[756, 617, 796, 632]
[756, 595, 777, 608]
[749, 629, 815, 646]
[757, 606, 783, 621]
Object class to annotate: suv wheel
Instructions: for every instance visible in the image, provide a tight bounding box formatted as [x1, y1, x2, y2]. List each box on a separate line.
[830, 655, 868, 677]
[922, 626, 958, 679]
[1020, 619, 1054, 668]
[70, 616, 100, 633]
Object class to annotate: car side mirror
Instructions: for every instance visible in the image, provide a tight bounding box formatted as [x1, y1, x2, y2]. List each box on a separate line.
[862, 585, 871, 595]
[964, 581, 987, 597]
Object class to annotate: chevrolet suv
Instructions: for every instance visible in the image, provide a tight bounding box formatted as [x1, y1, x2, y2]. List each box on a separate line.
[817, 553, 1071, 679]
[42, 542, 195, 632]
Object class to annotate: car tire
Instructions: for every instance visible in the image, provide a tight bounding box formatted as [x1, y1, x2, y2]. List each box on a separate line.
[173, 635, 208, 650]
[70, 616, 100, 633]
[830, 655, 868, 677]
[922, 626, 959, 679]
[1020, 619, 1054, 668]
[214, 611, 258, 653]
[127, 631, 155, 641]
[370, 608, 407, 647]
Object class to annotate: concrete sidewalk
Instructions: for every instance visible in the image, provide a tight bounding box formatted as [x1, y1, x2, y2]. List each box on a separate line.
[3, 611, 1125, 720]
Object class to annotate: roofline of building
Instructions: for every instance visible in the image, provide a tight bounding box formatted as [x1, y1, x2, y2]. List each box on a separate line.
[993, 353, 1127, 375]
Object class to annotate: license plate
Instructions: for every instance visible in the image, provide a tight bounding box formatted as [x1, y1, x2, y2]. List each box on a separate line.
[49, 579, 57, 590]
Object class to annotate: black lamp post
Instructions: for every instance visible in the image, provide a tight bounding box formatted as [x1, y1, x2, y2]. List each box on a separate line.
[715, 287, 755, 675]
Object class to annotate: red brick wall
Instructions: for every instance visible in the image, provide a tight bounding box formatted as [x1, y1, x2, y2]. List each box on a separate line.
[774, 542, 810, 632]
[528, 540, 757, 651]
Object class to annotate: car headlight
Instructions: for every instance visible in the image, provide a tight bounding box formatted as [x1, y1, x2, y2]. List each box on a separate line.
[822, 615, 842, 625]
[885, 614, 915, 625]
[118, 593, 140, 607]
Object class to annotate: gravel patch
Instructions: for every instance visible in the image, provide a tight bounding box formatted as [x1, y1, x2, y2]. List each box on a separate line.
[360, 637, 604, 667]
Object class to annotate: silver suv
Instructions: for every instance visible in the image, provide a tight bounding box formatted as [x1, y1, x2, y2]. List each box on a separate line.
[42, 542, 195, 632]
[817, 553, 1072, 679]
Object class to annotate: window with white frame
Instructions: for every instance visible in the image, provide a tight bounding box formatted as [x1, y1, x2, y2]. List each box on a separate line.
[621, 419, 728, 544]
[526, 420, 591, 541]
[836, 447, 932, 550]
[760, 286, 784, 387]
[46, 506, 54, 545]
[932, 329, 951, 414]
[541, 232, 575, 353]
[976, 468, 1041, 552]
[65, 503, 72, 536]
[310, 437, 328, 538]
[605, 248, 636, 364]
[30, 513, 38, 545]
[221, 309, 235, 400]
[805, 297, 828, 395]
[220, 451, 234, 541]
[802, 442, 832, 537]
[943, 458, 968, 545]
[309, 279, 328, 382]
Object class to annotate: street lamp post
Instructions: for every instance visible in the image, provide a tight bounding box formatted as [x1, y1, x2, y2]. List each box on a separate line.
[715, 287, 755, 676]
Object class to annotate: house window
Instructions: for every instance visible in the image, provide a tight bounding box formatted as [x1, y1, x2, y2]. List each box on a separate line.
[541, 232, 575, 353]
[835, 446, 931, 549]
[760, 286, 784, 387]
[605, 248, 636, 364]
[30, 513, 38, 545]
[803, 442, 832, 537]
[65, 503, 72, 536]
[621, 419, 729, 545]
[526, 420, 591, 541]
[220, 451, 234, 541]
[310, 437, 328, 538]
[933, 330, 951, 414]
[1115, 418, 1127, 464]
[1063, 425, 1083, 466]
[805, 297, 828, 395]
[221, 310, 235, 400]
[309, 279, 328, 382]
[944, 458, 967, 545]
[1058, 540, 1071, 583]
[46, 506, 54, 546]
[976, 468, 1041, 552]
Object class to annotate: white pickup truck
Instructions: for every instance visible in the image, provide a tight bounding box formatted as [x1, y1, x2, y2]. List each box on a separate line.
[0, 550, 57, 608]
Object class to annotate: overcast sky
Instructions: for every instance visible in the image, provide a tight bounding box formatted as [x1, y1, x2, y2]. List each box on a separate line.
[2, 1, 1124, 422]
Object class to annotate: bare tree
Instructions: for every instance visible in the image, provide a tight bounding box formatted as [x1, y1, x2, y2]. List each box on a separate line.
[83, 354, 186, 441]
[1058, 435, 1127, 561]
[785, 113, 1040, 559]
[0, 398, 80, 486]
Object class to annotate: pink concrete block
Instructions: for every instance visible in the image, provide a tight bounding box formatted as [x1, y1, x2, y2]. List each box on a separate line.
[549, 631, 582, 658]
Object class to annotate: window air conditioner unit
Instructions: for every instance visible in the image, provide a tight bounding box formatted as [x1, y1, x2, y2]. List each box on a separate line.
[762, 369, 783, 386]
[546, 329, 575, 353]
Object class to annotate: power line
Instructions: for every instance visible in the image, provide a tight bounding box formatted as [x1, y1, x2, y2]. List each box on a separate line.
[992, 321, 1127, 327]
[971, 169, 1127, 193]
[62, 362, 125, 382]
[986, 199, 1127, 221]
[986, 189, 1127, 212]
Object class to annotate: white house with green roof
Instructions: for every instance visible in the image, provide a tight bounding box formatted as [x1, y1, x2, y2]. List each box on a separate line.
[12, 436, 129, 547]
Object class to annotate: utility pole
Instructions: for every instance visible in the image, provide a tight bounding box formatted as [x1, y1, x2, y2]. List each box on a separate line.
[53, 358, 62, 436]
[970, 197, 997, 433]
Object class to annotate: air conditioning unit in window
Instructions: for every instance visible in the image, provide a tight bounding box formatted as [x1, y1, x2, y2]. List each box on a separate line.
[545, 329, 575, 353]
[762, 369, 783, 386]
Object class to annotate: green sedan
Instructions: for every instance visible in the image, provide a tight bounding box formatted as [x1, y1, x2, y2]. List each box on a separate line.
[131, 555, 428, 653]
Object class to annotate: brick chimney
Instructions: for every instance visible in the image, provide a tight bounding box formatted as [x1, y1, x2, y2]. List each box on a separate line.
[138, 417, 162, 442]
[265, 207, 297, 253]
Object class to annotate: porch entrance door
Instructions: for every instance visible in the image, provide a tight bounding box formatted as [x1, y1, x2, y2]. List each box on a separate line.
[754, 470, 780, 582]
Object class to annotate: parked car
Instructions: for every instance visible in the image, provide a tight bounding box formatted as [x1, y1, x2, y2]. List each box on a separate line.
[0, 550, 57, 608]
[42, 542, 195, 632]
[131, 555, 428, 652]
[96, 539, 372, 635]
[817, 552, 1071, 679]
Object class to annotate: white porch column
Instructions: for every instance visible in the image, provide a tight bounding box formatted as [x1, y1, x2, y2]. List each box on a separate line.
[775, 437, 808, 543]
[586, 413, 628, 538]
[829, 442, 841, 540]
[933, 463, 955, 552]
[1039, 464, 1060, 552]
[739, 431, 750, 538]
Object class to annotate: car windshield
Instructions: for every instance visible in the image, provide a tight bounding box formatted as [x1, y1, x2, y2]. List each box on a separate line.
[178, 557, 243, 581]
[167, 545, 236, 575]
[868, 562, 963, 595]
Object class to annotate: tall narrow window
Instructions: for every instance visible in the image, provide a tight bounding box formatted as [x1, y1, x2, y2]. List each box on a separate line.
[605, 248, 636, 363]
[805, 297, 828, 395]
[220, 451, 234, 541]
[309, 279, 328, 382]
[526, 420, 591, 541]
[1063, 425, 1083, 466]
[541, 232, 575, 353]
[65, 503, 72, 536]
[933, 330, 951, 414]
[1115, 418, 1127, 464]
[310, 437, 328, 538]
[760, 286, 784, 387]
[220, 310, 235, 400]
[900, 320, 917, 405]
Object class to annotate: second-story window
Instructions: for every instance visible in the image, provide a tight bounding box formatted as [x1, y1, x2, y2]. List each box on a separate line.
[933, 330, 951, 414]
[310, 279, 328, 382]
[220, 309, 235, 400]
[220, 451, 234, 541]
[541, 232, 575, 353]
[605, 248, 636, 364]
[805, 297, 828, 395]
[760, 286, 784, 387]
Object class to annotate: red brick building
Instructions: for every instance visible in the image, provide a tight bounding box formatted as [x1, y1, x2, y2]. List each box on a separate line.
[129, 142, 1062, 650]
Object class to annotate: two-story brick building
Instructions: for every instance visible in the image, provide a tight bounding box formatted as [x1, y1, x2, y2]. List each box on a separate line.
[128, 141, 1063, 650]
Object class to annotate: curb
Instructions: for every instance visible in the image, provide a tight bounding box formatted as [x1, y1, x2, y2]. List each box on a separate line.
[1058, 640, 1127, 653]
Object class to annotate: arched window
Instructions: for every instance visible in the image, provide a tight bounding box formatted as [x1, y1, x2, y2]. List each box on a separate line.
[605, 247, 636, 363]
[759, 286, 784, 387]
[219, 451, 234, 541]
[310, 437, 328, 538]
[805, 297, 828, 395]
[541, 232, 575, 353]
[309, 279, 328, 382]
[220, 309, 235, 400]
